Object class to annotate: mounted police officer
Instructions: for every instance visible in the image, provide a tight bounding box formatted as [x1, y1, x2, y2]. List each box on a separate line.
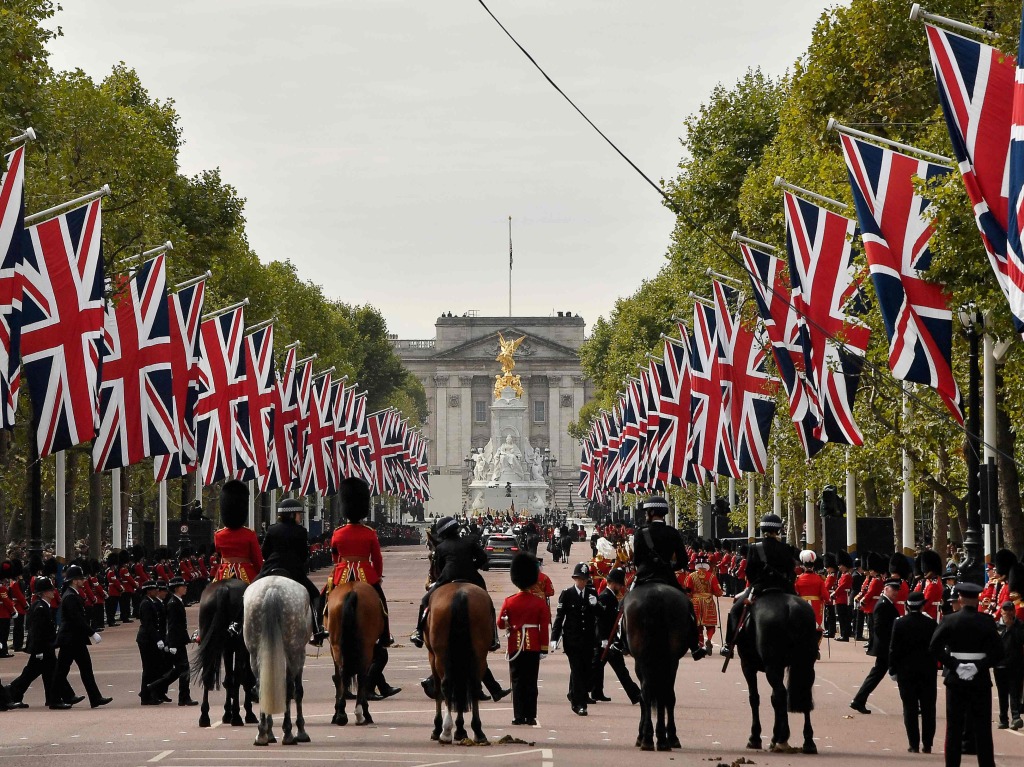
[721, 512, 798, 658]
[631, 496, 687, 590]
[256, 498, 328, 645]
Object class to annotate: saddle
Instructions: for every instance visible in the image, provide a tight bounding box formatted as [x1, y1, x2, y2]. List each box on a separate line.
[261, 567, 292, 579]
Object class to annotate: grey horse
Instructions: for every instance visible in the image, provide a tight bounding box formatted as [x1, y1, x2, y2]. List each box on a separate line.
[243, 576, 311, 746]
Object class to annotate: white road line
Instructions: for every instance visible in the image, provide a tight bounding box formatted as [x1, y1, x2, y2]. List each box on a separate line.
[209, 722, 221, 729]
[483, 748, 543, 758]
[149, 751, 174, 763]
[408, 761, 460, 767]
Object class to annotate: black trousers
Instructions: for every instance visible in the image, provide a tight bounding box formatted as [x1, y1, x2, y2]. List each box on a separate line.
[0, 617, 10, 655]
[509, 652, 540, 721]
[853, 657, 887, 707]
[565, 646, 592, 708]
[854, 609, 866, 640]
[52, 644, 103, 704]
[591, 645, 640, 701]
[138, 642, 167, 703]
[994, 666, 1023, 724]
[823, 604, 836, 636]
[91, 604, 105, 630]
[7, 650, 64, 705]
[12, 612, 25, 651]
[168, 650, 191, 702]
[897, 674, 937, 751]
[944, 684, 995, 767]
[836, 604, 852, 639]
[119, 593, 133, 621]
[105, 598, 118, 627]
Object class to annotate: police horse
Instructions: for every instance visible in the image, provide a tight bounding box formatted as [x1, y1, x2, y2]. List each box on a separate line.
[244, 576, 312, 746]
[192, 578, 257, 728]
[326, 579, 385, 727]
[733, 591, 818, 754]
[622, 582, 696, 751]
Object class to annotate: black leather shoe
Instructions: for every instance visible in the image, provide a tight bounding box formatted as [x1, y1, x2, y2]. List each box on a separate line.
[91, 696, 113, 708]
[849, 701, 871, 714]
[179, 699, 199, 706]
[48, 702, 73, 710]
[573, 705, 588, 717]
[835, 637, 849, 642]
[511, 718, 526, 725]
[159, 695, 172, 703]
[366, 691, 384, 701]
[65, 695, 85, 706]
[691, 647, 707, 661]
[420, 677, 436, 699]
[6, 700, 28, 709]
[490, 687, 511, 703]
[525, 718, 537, 726]
[908, 747, 919, 753]
[141, 699, 162, 706]
[592, 693, 612, 702]
[377, 685, 401, 699]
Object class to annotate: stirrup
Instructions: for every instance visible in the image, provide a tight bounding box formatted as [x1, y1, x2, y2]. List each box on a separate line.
[720, 646, 733, 659]
[227, 622, 242, 637]
[410, 630, 424, 649]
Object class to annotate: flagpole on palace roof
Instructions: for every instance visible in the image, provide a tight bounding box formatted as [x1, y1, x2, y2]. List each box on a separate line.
[508, 215, 513, 317]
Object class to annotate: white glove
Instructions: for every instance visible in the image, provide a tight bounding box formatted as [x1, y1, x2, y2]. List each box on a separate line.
[588, 595, 597, 606]
[35, 653, 43, 660]
[600, 640, 609, 649]
[191, 630, 199, 643]
[956, 662, 978, 681]
[90, 633, 102, 645]
[156, 640, 165, 650]
[168, 647, 178, 655]
[552, 639, 560, 650]
[540, 652, 548, 659]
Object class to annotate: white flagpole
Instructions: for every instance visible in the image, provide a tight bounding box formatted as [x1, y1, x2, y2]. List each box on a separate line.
[55, 451, 66, 558]
[747, 473, 756, 544]
[248, 480, 256, 529]
[508, 215, 513, 317]
[846, 450, 857, 554]
[902, 391, 915, 555]
[158, 480, 168, 546]
[805, 489, 816, 549]
[112, 468, 122, 549]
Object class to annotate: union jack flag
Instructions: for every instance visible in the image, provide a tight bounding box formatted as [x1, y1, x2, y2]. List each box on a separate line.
[292, 357, 314, 492]
[193, 306, 250, 485]
[416, 435, 431, 501]
[603, 402, 623, 491]
[1, 146, 26, 429]
[236, 324, 276, 483]
[20, 198, 105, 456]
[641, 361, 664, 491]
[840, 133, 963, 422]
[261, 359, 291, 492]
[348, 390, 373, 486]
[784, 191, 870, 446]
[657, 332, 692, 487]
[1007, 6, 1024, 335]
[616, 379, 643, 491]
[154, 277, 206, 481]
[93, 255, 177, 470]
[366, 408, 404, 496]
[332, 380, 351, 480]
[924, 23, 1022, 331]
[728, 318, 778, 473]
[579, 435, 597, 501]
[302, 370, 336, 497]
[711, 282, 741, 479]
[689, 301, 723, 476]
[740, 241, 824, 457]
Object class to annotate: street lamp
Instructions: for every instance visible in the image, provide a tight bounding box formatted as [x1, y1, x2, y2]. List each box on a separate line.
[957, 305, 985, 586]
[566, 481, 575, 514]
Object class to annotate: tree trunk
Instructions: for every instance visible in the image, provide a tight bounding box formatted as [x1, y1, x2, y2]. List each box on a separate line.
[862, 476, 881, 517]
[788, 495, 803, 548]
[89, 468, 102, 557]
[995, 372, 1023, 552]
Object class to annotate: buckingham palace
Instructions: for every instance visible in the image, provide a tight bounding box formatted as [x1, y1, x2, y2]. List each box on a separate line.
[391, 312, 595, 510]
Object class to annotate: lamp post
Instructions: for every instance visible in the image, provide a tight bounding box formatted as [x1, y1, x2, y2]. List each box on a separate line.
[957, 306, 985, 586]
[567, 479, 575, 516]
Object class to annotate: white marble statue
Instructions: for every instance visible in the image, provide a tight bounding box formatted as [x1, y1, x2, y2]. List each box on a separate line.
[530, 450, 545, 481]
[491, 434, 525, 480]
[471, 451, 488, 481]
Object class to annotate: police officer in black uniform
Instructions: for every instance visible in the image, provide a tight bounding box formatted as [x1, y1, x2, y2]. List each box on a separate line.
[257, 498, 328, 645]
[153, 576, 197, 706]
[632, 496, 687, 589]
[722, 513, 798, 657]
[590, 568, 641, 705]
[929, 581, 1003, 767]
[552, 562, 599, 716]
[51, 564, 112, 709]
[851, 578, 901, 714]
[411, 516, 509, 702]
[888, 590, 938, 753]
[4, 577, 71, 709]
[136, 580, 168, 705]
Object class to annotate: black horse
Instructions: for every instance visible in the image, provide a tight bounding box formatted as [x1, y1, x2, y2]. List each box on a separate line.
[622, 583, 697, 752]
[733, 591, 818, 754]
[191, 578, 257, 728]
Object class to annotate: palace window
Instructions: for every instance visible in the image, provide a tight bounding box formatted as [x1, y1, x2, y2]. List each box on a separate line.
[534, 400, 546, 423]
[475, 400, 487, 423]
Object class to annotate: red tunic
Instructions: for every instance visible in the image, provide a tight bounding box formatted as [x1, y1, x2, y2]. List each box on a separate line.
[105, 568, 123, 598]
[8, 581, 28, 614]
[330, 523, 382, 586]
[860, 577, 883, 614]
[0, 585, 16, 619]
[529, 571, 555, 602]
[498, 591, 550, 654]
[119, 566, 137, 593]
[914, 577, 944, 620]
[683, 569, 722, 626]
[213, 526, 264, 583]
[832, 572, 852, 605]
[795, 572, 829, 627]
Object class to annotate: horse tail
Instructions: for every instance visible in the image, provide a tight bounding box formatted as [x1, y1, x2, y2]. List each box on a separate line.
[340, 589, 362, 690]
[258, 585, 287, 716]
[640, 591, 675, 701]
[786, 624, 816, 713]
[193, 584, 228, 690]
[443, 588, 474, 714]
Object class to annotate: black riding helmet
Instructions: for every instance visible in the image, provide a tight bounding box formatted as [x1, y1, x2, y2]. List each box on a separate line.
[435, 516, 460, 539]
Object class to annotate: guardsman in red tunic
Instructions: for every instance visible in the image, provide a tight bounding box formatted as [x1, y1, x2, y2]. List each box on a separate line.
[0, 562, 19, 658]
[833, 550, 855, 640]
[118, 551, 136, 623]
[498, 553, 550, 726]
[6, 560, 29, 653]
[104, 553, 123, 627]
[212, 480, 264, 585]
[794, 551, 829, 630]
[855, 552, 885, 644]
[993, 549, 1019, 615]
[529, 559, 555, 608]
[329, 477, 391, 645]
[914, 549, 944, 621]
[888, 552, 912, 617]
[683, 552, 723, 653]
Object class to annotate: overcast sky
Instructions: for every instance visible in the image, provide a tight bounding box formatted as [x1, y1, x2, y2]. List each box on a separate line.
[46, 1, 834, 339]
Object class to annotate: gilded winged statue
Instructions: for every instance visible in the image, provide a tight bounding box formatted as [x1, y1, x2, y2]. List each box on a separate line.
[493, 332, 526, 399]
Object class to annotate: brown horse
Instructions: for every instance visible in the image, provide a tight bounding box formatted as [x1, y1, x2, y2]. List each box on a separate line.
[326, 580, 384, 727]
[425, 582, 492, 744]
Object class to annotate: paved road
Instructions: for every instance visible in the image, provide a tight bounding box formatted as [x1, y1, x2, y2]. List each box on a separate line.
[2, 545, 1023, 766]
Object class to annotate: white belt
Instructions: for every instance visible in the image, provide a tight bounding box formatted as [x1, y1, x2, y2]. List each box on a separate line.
[951, 652, 986, 660]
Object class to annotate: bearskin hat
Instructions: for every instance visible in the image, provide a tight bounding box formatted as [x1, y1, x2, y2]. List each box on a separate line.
[42, 558, 58, 577]
[867, 552, 887, 573]
[118, 549, 131, 566]
[994, 548, 1018, 577]
[822, 553, 837, 569]
[889, 552, 912, 580]
[913, 553, 923, 578]
[7, 559, 22, 578]
[220, 479, 249, 530]
[919, 549, 943, 576]
[509, 552, 539, 590]
[28, 555, 43, 575]
[132, 544, 147, 561]
[1008, 562, 1024, 597]
[105, 552, 118, 568]
[339, 477, 371, 522]
[738, 544, 749, 557]
[0, 560, 12, 578]
[836, 550, 854, 569]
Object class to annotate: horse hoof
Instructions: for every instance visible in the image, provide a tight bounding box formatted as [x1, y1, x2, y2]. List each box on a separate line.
[245, 712, 258, 724]
[253, 738, 268, 747]
[641, 742, 655, 752]
[267, 734, 277, 744]
[439, 735, 453, 745]
[363, 714, 374, 725]
[221, 713, 231, 724]
[670, 737, 681, 749]
[282, 736, 296, 746]
[230, 716, 244, 727]
[198, 716, 211, 728]
[430, 731, 440, 741]
[635, 737, 642, 748]
[746, 739, 762, 750]
[295, 732, 310, 743]
[656, 743, 672, 752]
[475, 737, 490, 745]
[803, 743, 817, 755]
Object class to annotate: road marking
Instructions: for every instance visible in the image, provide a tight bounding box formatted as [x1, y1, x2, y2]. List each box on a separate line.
[209, 722, 221, 729]
[149, 752, 174, 763]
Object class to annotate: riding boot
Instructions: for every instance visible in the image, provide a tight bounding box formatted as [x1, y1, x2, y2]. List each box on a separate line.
[410, 594, 429, 648]
[482, 668, 511, 702]
[309, 603, 328, 646]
